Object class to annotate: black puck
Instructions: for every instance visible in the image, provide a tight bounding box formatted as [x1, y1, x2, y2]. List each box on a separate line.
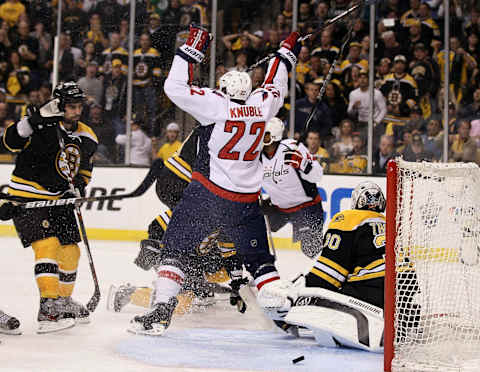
[292, 355, 305, 364]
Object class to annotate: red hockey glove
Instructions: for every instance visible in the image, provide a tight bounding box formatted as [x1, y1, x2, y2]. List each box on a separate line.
[276, 31, 301, 71]
[177, 24, 212, 63]
[284, 148, 313, 174]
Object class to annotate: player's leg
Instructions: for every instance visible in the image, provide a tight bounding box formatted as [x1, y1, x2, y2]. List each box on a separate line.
[0, 309, 21, 335]
[291, 203, 324, 258]
[285, 286, 384, 352]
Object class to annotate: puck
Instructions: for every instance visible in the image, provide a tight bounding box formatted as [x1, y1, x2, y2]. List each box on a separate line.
[292, 355, 305, 364]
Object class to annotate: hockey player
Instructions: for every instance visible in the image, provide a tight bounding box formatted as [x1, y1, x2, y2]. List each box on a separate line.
[129, 25, 301, 335]
[109, 126, 244, 313]
[0, 309, 21, 335]
[261, 117, 324, 259]
[261, 181, 386, 352]
[2, 81, 98, 333]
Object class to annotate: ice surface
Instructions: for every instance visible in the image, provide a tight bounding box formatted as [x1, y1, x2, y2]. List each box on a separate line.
[0, 238, 382, 372]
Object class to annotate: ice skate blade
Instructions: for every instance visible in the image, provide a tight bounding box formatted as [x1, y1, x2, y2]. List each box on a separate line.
[106, 284, 118, 312]
[37, 318, 76, 334]
[127, 322, 167, 336]
[76, 316, 90, 325]
[0, 328, 22, 335]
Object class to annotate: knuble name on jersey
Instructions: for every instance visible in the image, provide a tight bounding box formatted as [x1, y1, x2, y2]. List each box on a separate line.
[229, 106, 263, 118]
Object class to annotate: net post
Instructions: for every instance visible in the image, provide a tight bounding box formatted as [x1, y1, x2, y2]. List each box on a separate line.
[384, 159, 398, 372]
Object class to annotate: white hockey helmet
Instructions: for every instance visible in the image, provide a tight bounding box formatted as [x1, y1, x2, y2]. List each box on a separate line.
[219, 71, 252, 101]
[351, 181, 386, 213]
[264, 117, 284, 145]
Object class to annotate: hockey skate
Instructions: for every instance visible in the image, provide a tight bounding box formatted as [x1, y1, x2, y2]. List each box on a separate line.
[0, 310, 21, 335]
[107, 284, 136, 312]
[128, 297, 178, 336]
[57, 296, 90, 324]
[37, 298, 76, 334]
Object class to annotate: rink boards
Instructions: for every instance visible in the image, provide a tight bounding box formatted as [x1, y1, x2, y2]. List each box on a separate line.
[0, 164, 385, 249]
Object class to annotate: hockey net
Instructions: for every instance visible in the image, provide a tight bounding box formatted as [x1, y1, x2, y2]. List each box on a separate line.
[384, 159, 480, 372]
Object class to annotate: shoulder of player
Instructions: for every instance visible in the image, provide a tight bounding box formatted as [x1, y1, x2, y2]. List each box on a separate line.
[328, 209, 385, 231]
[75, 121, 98, 144]
[279, 139, 297, 151]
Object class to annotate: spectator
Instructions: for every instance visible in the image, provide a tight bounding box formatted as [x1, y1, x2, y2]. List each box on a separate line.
[336, 42, 368, 92]
[133, 33, 161, 137]
[53, 32, 75, 81]
[418, 2, 440, 39]
[76, 40, 99, 77]
[373, 135, 397, 174]
[381, 31, 407, 62]
[323, 81, 347, 127]
[102, 58, 127, 136]
[88, 103, 115, 163]
[77, 61, 103, 105]
[306, 130, 329, 164]
[400, 0, 421, 26]
[251, 67, 265, 90]
[86, 13, 108, 53]
[341, 134, 368, 174]
[115, 117, 152, 166]
[360, 35, 370, 61]
[0, 0, 25, 28]
[31, 22, 51, 81]
[27, 0, 52, 31]
[332, 119, 355, 158]
[296, 46, 311, 85]
[11, 20, 39, 85]
[405, 20, 430, 59]
[272, 13, 289, 40]
[422, 119, 443, 160]
[222, 31, 260, 66]
[98, 32, 128, 75]
[380, 54, 418, 118]
[228, 51, 248, 72]
[466, 32, 480, 65]
[397, 130, 413, 154]
[147, 13, 173, 70]
[215, 63, 227, 87]
[94, 0, 124, 35]
[347, 69, 387, 135]
[294, 81, 333, 139]
[402, 133, 434, 162]
[178, 0, 208, 27]
[6, 50, 31, 104]
[459, 87, 480, 121]
[156, 122, 181, 161]
[450, 120, 478, 163]
[62, 0, 88, 46]
[375, 57, 391, 88]
[311, 30, 339, 64]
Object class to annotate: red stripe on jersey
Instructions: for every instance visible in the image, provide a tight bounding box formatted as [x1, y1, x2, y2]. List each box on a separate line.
[278, 194, 322, 213]
[256, 276, 280, 290]
[264, 58, 280, 85]
[192, 172, 260, 203]
[158, 270, 184, 285]
[188, 63, 194, 85]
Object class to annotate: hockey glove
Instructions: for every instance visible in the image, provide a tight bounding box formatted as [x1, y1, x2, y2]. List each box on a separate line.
[284, 147, 313, 174]
[134, 239, 163, 271]
[27, 99, 64, 131]
[177, 24, 212, 64]
[229, 275, 248, 314]
[0, 201, 20, 221]
[276, 31, 301, 71]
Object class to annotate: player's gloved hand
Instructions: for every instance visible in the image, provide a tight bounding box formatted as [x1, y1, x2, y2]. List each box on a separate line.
[229, 274, 249, 313]
[0, 201, 20, 221]
[257, 279, 298, 321]
[284, 146, 313, 174]
[73, 176, 87, 197]
[27, 99, 64, 131]
[276, 31, 301, 71]
[134, 239, 163, 271]
[177, 24, 212, 63]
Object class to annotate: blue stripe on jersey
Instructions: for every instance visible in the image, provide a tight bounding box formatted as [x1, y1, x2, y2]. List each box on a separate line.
[194, 124, 214, 179]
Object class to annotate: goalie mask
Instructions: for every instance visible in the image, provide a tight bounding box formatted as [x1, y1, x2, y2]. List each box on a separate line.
[219, 71, 252, 101]
[264, 117, 284, 145]
[351, 181, 386, 213]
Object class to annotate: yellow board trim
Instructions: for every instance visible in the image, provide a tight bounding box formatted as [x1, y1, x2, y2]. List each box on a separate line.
[347, 271, 385, 282]
[318, 256, 349, 276]
[311, 267, 342, 288]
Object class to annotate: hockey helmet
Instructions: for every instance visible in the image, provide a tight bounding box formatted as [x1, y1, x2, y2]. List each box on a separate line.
[219, 71, 252, 101]
[351, 181, 386, 213]
[264, 117, 284, 145]
[53, 81, 86, 109]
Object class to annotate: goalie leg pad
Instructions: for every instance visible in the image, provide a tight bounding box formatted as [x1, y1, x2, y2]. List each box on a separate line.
[285, 287, 384, 353]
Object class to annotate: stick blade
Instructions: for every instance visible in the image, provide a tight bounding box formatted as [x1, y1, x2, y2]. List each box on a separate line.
[86, 291, 101, 312]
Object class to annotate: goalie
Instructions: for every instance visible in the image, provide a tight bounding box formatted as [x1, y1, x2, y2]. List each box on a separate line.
[258, 181, 386, 352]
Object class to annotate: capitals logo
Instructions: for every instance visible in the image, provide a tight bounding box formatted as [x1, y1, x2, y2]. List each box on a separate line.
[263, 162, 289, 184]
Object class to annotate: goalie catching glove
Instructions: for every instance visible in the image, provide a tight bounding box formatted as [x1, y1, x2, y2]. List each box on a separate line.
[276, 31, 301, 71]
[284, 145, 313, 174]
[178, 24, 212, 64]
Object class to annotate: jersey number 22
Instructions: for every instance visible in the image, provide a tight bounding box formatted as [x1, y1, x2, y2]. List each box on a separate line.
[218, 120, 266, 161]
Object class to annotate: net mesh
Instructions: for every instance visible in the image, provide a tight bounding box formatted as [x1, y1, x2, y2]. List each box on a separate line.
[391, 160, 480, 372]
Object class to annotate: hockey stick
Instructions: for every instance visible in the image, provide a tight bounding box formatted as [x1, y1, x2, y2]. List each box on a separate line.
[247, 0, 378, 72]
[56, 125, 101, 312]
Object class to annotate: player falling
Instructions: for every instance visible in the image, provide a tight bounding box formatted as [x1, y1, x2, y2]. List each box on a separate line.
[129, 25, 302, 335]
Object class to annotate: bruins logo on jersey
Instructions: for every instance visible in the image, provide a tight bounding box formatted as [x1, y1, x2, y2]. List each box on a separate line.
[56, 144, 81, 180]
[196, 230, 220, 256]
[135, 61, 149, 78]
[387, 89, 403, 106]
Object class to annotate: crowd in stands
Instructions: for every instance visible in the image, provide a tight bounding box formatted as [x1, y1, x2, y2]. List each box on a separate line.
[0, 0, 479, 175]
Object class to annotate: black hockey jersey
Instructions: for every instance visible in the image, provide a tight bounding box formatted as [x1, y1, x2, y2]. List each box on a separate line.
[133, 47, 162, 87]
[98, 46, 129, 75]
[306, 209, 385, 308]
[3, 120, 98, 200]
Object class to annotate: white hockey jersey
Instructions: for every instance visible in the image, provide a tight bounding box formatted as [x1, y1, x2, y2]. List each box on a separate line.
[164, 55, 288, 202]
[262, 139, 323, 211]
